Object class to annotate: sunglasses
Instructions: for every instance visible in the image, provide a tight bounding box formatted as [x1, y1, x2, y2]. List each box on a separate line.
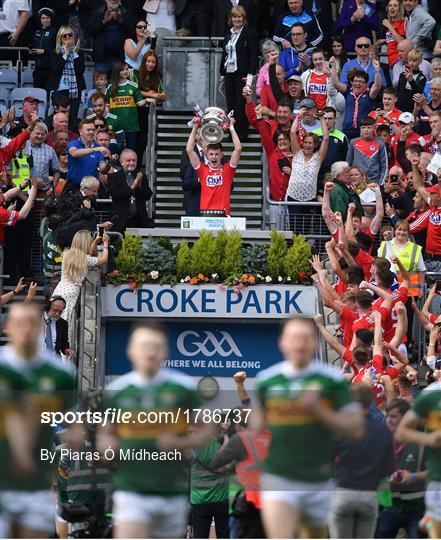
[62, 33, 73, 38]
[356, 43, 370, 49]
[136, 25, 147, 29]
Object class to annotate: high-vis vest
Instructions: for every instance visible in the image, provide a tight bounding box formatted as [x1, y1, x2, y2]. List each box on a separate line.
[10, 153, 30, 191]
[236, 429, 271, 509]
[379, 240, 422, 296]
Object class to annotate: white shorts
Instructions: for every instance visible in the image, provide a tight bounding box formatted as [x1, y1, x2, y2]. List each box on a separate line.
[112, 491, 188, 538]
[425, 481, 441, 521]
[0, 490, 55, 535]
[260, 473, 332, 527]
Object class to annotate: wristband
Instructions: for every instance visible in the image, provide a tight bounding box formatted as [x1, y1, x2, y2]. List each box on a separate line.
[410, 472, 417, 484]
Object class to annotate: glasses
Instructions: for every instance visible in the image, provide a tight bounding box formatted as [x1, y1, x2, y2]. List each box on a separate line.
[136, 25, 147, 29]
[356, 43, 370, 49]
[62, 33, 73, 38]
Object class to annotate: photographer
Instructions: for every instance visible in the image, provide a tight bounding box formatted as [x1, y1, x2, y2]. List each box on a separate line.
[84, 0, 135, 73]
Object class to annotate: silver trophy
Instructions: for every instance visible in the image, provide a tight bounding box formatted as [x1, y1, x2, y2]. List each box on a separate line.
[200, 107, 229, 144]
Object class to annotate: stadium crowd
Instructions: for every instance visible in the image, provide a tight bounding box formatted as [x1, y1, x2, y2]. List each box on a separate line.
[0, 1, 441, 540]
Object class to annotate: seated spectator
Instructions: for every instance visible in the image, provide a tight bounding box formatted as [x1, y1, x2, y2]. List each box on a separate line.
[213, 0, 254, 37]
[29, 7, 57, 91]
[106, 60, 149, 151]
[273, 0, 323, 49]
[186, 120, 242, 215]
[278, 22, 314, 80]
[286, 110, 328, 225]
[346, 116, 388, 185]
[375, 0, 406, 70]
[8, 96, 42, 138]
[260, 64, 287, 114]
[313, 106, 348, 188]
[391, 39, 431, 88]
[219, 6, 258, 141]
[332, 67, 382, 141]
[256, 40, 280, 97]
[143, 0, 176, 33]
[339, 37, 386, 90]
[0, 0, 30, 57]
[329, 161, 364, 220]
[86, 92, 124, 148]
[67, 119, 109, 189]
[180, 129, 204, 217]
[42, 296, 75, 360]
[53, 230, 109, 344]
[47, 113, 78, 148]
[84, 0, 135, 73]
[396, 48, 427, 113]
[48, 26, 86, 122]
[404, 0, 436, 59]
[124, 18, 157, 75]
[423, 57, 441, 102]
[368, 87, 402, 128]
[24, 122, 60, 197]
[85, 71, 109, 114]
[107, 149, 154, 232]
[301, 49, 337, 111]
[336, 0, 379, 53]
[413, 78, 441, 137]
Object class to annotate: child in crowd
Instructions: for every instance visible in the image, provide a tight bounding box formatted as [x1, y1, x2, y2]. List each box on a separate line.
[396, 48, 427, 113]
[30, 7, 57, 92]
[376, 124, 393, 163]
[85, 71, 108, 115]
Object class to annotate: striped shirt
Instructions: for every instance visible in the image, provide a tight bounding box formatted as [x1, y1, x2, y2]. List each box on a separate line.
[24, 141, 59, 191]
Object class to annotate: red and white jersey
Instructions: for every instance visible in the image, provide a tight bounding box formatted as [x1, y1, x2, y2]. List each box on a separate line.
[0, 208, 18, 244]
[303, 70, 328, 110]
[410, 185, 441, 255]
[196, 161, 236, 214]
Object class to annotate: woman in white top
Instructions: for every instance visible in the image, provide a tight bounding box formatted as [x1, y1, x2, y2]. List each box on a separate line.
[287, 109, 329, 230]
[53, 230, 109, 344]
[124, 19, 157, 72]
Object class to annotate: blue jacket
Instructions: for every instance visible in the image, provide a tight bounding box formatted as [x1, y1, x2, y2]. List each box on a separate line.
[273, 9, 323, 47]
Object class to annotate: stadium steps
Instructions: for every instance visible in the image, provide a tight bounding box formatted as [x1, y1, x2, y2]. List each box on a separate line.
[153, 110, 263, 228]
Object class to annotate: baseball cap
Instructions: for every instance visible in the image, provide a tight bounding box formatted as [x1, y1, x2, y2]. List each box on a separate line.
[287, 74, 302, 83]
[23, 96, 42, 104]
[398, 112, 414, 124]
[299, 98, 315, 109]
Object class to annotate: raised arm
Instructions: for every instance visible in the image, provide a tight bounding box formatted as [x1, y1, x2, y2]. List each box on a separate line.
[290, 113, 302, 155]
[322, 182, 338, 234]
[229, 121, 242, 169]
[314, 314, 346, 357]
[345, 203, 357, 241]
[330, 62, 347, 94]
[371, 310, 383, 358]
[186, 124, 201, 170]
[366, 183, 385, 233]
[369, 60, 382, 100]
[17, 182, 37, 221]
[317, 114, 329, 164]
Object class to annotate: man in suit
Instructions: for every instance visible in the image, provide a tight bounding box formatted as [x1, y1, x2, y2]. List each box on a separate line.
[107, 149, 153, 232]
[180, 130, 205, 216]
[43, 296, 75, 359]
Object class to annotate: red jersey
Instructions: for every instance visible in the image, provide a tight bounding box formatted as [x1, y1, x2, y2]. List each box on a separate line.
[353, 306, 389, 334]
[305, 71, 328, 110]
[0, 208, 19, 244]
[390, 132, 425, 167]
[355, 249, 373, 279]
[410, 186, 441, 255]
[372, 286, 408, 342]
[341, 307, 358, 347]
[196, 161, 236, 214]
[368, 107, 402, 129]
[385, 20, 406, 67]
[429, 313, 440, 324]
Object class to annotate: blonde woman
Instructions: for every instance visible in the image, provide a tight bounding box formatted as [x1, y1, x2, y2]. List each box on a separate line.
[53, 230, 109, 343]
[49, 26, 86, 121]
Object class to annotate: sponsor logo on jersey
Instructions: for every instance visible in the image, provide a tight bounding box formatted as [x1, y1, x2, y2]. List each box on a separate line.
[206, 174, 223, 187]
[309, 83, 327, 94]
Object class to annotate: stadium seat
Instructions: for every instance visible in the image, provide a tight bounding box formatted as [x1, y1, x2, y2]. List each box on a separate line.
[84, 69, 94, 90]
[11, 87, 47, 118]
[0, 68, 18, 108]
[21, 69, 35, 88]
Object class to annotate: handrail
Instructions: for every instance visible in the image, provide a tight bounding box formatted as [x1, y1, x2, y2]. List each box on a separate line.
[146, 101, 158, 218]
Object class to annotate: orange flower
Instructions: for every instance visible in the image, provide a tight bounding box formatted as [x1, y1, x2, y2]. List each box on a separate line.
[241, 273, 248, 282]
[190, 277, 198, 284]
[198, 273, 205, 280]
[248, 275, 255, 284]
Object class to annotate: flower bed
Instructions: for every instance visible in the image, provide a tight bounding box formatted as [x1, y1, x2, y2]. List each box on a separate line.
[106, 230, 313, 290]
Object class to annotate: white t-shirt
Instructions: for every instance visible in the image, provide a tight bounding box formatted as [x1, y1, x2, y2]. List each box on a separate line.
[287, 151, 320, 202]
[0, 0, 30, 35]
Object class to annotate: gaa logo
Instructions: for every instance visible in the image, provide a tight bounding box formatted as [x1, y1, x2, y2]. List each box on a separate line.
[177, 330, 243, 358]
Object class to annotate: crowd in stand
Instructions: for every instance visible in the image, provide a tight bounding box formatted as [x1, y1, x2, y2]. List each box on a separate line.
[1, 1, 441, 540]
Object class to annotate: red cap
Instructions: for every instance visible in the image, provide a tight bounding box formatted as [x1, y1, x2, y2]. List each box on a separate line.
[23, 96, 41, 104]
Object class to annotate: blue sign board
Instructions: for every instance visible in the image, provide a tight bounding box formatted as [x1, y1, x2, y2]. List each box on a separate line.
[106, 321, 283, 377]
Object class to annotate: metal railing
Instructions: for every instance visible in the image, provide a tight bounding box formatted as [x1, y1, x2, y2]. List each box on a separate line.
[145, 101, 158, 218]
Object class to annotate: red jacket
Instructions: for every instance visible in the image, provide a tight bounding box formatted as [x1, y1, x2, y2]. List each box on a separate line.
[260, 82, 288, 114]
[0, 129, 30, 169]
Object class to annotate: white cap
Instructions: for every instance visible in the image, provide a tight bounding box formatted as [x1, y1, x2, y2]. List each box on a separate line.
[398, 112, 414, 124]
